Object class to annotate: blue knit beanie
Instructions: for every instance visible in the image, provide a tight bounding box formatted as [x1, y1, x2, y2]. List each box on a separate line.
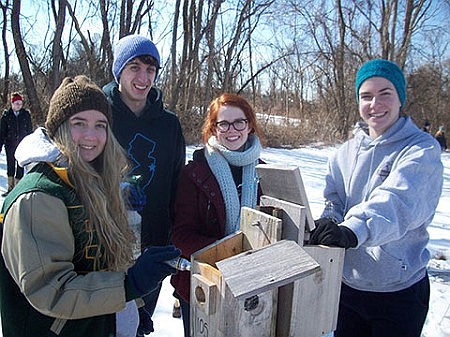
[112, 35, 161, 83]
[355, 59, 406, 107]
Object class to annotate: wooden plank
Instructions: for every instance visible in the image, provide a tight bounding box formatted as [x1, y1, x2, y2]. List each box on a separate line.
[191, 230, 282, 337]
[276, 282, 295, 337]
[192, 232, 244, 267]
[220, 286, 278, 337]
[290, 245, 345, 337]
[191, 261, 222, 337]
[259, 195, 307, 245]
[256, 164, 315, 231]
[216, 240, 320, 300]
[240, 206, 282, 249]
[255, 198, 307, 336]
[192, 274, 218, 315]
[191, 261, 222, 288]
[191, 235, 245, 337]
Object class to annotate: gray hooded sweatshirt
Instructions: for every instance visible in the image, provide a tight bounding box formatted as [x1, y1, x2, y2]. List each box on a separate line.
[321, 116, 443, 292]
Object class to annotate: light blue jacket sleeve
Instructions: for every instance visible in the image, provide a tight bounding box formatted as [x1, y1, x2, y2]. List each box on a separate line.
[334, 140, 443, 248]
[320, 158, 347, 223]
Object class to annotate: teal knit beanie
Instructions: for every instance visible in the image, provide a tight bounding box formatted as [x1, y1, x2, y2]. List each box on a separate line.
[355, 59, 406, 107]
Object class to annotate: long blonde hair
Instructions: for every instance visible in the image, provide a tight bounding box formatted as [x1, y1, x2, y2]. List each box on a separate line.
[52, 121, 134, 271]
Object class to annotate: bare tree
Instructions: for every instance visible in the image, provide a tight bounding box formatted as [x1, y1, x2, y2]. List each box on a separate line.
[98, 0, 113, 73]
[281, 0, 355, 139]
[165, 0, 208, 142]
[407, 59, 450, 132]
[65, 1, 104, 80]
[50, 0, 66, 91]
[11, 0, 42, 123]
[1, 0, 448, 145]
[201, 0, 222, 109]
[119, 0, 132, 37]
[167, 0, 215, 112]
[395, 0, 430, 67]
[168, 0, 181, 111]
[335, 0, 348, 137]
[353, 0, 432, 68]
[118, 0, 154, 38]
[0, 0, 10, 106]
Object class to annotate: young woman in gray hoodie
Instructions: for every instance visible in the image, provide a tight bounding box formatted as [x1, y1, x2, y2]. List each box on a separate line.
[310, 59, 443, 337]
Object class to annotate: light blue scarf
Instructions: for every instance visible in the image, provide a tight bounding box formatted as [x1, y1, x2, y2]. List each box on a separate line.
[205, 134, 261, 235]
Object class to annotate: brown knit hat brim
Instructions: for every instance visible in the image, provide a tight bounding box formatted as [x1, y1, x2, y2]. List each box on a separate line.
[46, 75, 111, 138]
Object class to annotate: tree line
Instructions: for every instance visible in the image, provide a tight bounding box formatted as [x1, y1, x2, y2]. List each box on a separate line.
[1, 0, 449, 146]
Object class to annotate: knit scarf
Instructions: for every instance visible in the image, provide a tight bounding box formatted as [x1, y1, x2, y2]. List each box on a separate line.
[205, 134, 261, 235]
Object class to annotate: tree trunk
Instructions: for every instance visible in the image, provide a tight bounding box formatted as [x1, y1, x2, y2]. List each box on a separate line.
[1, 0, 10, 106]
[336, 0, 348, 139]
[99, 0, 113, 81]
[204, 0, 222, 108]
[168, 0, 181, 111]
[11, 0, 42, 125]
[50, 0, 66, 91]
[396, 0, 429, 68]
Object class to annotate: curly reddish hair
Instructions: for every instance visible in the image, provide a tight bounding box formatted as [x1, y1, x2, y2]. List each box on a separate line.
[201, 93, 264, 144]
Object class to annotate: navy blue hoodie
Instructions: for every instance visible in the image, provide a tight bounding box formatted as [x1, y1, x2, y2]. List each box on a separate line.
[103, 81, 185, 247]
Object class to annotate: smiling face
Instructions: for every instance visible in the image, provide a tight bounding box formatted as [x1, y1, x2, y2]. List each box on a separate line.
[358, 76, 402, 139]
[214, 105, 251, 151]
[118, 57, 157, 114]
[69, 110, 108, 162]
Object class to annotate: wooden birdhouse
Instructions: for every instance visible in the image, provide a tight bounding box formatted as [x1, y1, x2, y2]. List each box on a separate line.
[190, 228, 320, 337]
[257, 164, 345, 337]
[189, 164, 345, 337]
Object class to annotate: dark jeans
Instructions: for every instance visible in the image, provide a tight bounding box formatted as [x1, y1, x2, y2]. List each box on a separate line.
[174, 291, 190, 337]
[180, 296, 190, 337]
[5, 145, 23, 178]
[136, 283, 162, 336]
[335, 275, 430, 337]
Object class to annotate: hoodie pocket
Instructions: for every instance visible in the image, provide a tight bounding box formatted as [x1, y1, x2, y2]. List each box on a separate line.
[344, 246, 405, 289]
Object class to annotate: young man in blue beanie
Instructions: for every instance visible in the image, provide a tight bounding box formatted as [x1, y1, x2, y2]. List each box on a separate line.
[310, 59, 443, 337]
[103, 34, 185, 336]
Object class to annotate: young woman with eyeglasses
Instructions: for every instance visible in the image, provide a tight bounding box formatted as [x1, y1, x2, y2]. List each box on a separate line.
[170, 93, 265, 336]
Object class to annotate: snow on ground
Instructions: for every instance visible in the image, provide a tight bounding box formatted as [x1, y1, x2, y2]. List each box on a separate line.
[1, 146, 449, 336]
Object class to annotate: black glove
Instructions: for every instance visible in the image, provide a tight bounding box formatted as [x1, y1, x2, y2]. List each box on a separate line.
[137, 306, 154, 335]
[126, 245, 181, 297]
[309, 218, 358, 249]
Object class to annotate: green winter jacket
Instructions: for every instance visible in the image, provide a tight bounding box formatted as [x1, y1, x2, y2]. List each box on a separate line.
[0, 162, 127, 337]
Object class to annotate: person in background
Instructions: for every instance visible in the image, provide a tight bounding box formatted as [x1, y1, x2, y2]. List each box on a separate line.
[434, 125, 447, 152]
[170, 93, 264, 336]
[103, 34, 185, 336]
[0, 76, 180, 337]
[0, 92, 33, 196]
[310, 59, 443, 337]
[422, 120, 431, 133]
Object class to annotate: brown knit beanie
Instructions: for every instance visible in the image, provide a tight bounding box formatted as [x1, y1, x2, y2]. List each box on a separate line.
[46, 75, 111, 138]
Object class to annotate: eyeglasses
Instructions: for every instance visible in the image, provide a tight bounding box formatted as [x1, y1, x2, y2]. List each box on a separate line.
[215, 119, 248, 133]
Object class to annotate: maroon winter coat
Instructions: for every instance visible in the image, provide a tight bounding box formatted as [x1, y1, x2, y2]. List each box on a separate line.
[170, 149, 262, 303]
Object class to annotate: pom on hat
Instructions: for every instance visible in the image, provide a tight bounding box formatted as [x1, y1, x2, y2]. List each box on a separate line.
[11, 93, 23, 103]
[355, 59, 406, 107]
[45, 75, 111, 138]
[112, 35, 161, 83]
